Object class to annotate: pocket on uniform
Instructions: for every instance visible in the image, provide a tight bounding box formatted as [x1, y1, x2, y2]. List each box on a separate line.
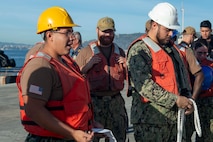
[89, 75, 108, 91]
[111, 74, 124, 91]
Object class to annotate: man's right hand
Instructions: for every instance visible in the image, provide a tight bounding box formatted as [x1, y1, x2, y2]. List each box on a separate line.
[72, 130, 94, 142]
[81, 55, 101, 74]
[88, 55, 101, 67]
[176, 96, 194, 114]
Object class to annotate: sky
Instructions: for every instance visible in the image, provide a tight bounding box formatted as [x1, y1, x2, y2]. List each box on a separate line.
[0, 0, 213, 45]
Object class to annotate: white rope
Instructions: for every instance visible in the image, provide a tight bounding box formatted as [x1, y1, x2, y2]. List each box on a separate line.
[177, 108, 185, 142]
[190, 99, 202, 137]
[177, 98, 202, 142]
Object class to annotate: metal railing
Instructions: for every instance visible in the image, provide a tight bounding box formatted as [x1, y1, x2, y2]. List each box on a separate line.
[0, 67, 21, 76]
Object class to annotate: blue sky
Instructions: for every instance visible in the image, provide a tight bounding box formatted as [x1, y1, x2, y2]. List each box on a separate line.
[0, 0, 212, 45]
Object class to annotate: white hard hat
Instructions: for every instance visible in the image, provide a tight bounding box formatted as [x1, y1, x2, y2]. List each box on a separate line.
[148, 2, 180, 30]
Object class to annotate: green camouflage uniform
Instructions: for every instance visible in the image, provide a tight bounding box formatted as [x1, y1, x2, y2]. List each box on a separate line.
[91, 93, 128, 142]
[195, 98, 213, 142]
[127, 40, 187, 142]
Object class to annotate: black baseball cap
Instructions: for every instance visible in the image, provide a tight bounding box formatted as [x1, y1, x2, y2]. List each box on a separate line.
[200, 20, 212, 29]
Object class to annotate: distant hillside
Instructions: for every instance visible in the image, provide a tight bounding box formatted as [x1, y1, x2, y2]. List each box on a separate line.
[0, 42, 32, 50]
[0, 32, 203, 50]
[82, 33, 143, 50]
[114, 33, 143, 50]
[0, 33, 143, 50]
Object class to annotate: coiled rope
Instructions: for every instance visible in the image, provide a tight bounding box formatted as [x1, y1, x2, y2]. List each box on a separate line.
[177, 98, 202, 142]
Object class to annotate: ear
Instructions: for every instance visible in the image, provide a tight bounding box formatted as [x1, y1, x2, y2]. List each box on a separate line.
[46, 31, 54, 41]
[96, 28, 99, 34]
[152, 21, 158, 28]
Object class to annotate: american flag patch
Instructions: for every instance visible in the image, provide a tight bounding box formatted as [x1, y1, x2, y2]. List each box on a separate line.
[29, 85, 43, 95]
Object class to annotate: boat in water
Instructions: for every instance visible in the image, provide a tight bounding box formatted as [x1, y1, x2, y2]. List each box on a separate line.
[0, 50, 20, 85]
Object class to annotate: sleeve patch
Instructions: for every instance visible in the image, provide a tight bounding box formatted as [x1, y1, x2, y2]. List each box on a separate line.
[29, 85, 43, 95]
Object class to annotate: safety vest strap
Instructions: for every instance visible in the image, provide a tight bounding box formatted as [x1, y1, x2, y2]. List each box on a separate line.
[177, 42, 188, 52]
[90, 43, 100, 55]
[142, 37, 161, 52]
[89, 42, 120, 55]
[35, 52, 51, 61]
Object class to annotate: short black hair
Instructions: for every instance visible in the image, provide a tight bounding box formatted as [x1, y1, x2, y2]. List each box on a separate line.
[200, 20, 212, 29]
[193, 41, 206, 50]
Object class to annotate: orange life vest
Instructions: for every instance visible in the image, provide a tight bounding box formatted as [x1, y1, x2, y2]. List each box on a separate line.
[16, 52, 93, 138]
[127, 35, 182, 102]
[86, 41, 125, 92]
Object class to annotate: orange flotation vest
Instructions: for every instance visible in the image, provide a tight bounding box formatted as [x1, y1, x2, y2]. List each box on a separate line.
[16, 52, 93, 138]
[127, 35, 183, 102]
[86, 41, 125, 92]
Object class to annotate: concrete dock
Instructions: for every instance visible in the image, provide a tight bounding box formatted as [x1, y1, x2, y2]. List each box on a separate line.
[0, 83, 134, 141]
[0, 83, 26, 141]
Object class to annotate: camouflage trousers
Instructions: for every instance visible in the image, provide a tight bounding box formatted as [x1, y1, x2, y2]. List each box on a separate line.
[25, 133, 75, 142]
[194, 100, 213, 142]
[133, 123, 186, 142]
[91, 93, 128, 142]
[185, 114, 195, 142]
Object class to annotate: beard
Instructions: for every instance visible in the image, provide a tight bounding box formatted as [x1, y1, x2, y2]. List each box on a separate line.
[99, 35, 114, 46]
[156, 32, 170, 46]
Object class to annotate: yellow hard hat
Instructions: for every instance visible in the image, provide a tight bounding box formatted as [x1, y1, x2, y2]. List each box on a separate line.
[37, 6, 79, 34]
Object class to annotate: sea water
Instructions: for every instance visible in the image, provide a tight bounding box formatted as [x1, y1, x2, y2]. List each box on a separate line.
[3, 48, 29, 67]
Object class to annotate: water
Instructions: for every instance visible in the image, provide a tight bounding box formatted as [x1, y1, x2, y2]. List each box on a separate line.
[3, 48, 29, 67]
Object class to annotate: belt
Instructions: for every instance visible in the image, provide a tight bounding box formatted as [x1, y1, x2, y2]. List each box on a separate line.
[27, 133, 75, 141]
[91, 90, 120, 96]
[91, 92, 120, 100]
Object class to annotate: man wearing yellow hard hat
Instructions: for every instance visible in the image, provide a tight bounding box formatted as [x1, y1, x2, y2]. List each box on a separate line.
[16, 6, 95, 142]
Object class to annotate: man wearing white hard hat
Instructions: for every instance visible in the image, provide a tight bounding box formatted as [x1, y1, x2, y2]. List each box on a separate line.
[127, 2, 194, 141]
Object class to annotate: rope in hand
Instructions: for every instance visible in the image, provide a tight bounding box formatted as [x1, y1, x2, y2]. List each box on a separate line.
[177, 98, 202, 142]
